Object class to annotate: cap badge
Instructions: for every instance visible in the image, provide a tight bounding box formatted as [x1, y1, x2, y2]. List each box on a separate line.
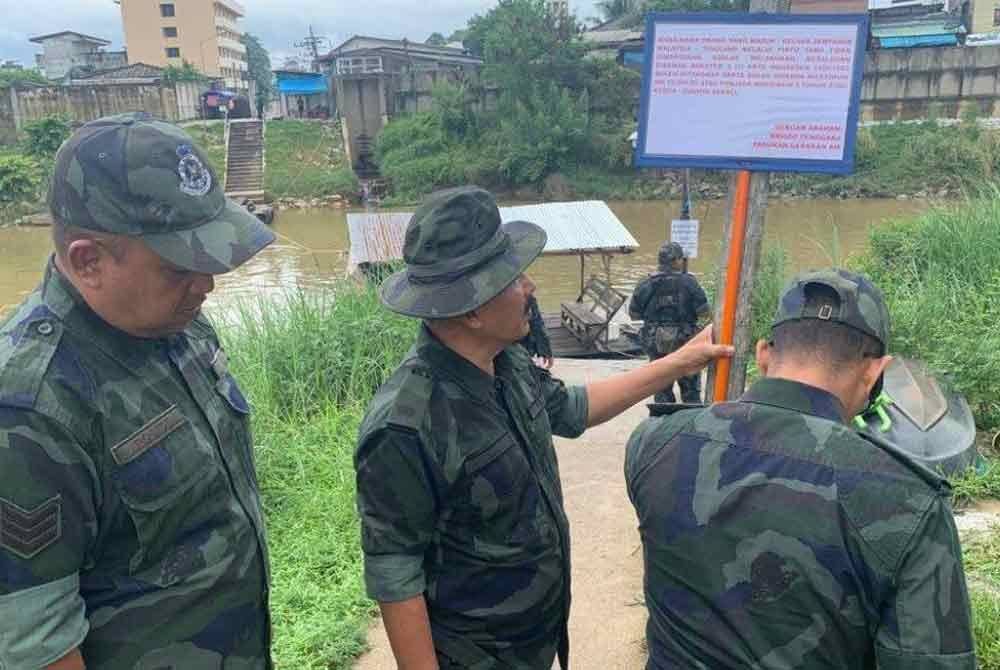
[176, 144, 212, 197]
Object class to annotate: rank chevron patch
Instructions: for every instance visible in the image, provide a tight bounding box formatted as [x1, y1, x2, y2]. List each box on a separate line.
[0, 495, 62, 559]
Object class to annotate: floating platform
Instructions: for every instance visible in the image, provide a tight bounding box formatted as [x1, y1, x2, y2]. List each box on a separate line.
[544, 314, 643, 359]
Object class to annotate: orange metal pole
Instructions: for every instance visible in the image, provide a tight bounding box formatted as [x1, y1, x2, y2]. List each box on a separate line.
[713, 169, 752, 402]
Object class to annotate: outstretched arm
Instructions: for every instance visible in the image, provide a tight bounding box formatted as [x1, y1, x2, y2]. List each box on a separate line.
[585, 325, 732, 427]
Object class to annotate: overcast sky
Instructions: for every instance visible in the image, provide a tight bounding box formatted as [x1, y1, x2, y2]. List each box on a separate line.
[0, 0, 606, 69]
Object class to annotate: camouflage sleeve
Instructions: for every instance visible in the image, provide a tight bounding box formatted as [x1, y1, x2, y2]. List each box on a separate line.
[625, 413, 689, 504]
[0, 408, 96, 668]
[533, 366, 588, 439]
[355, 426, 441, 603]
[689, 277, 710, 316]
[874, 496, 976, 669]
[628, 279, 650, 321]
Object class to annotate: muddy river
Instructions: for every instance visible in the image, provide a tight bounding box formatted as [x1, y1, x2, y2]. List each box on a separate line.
[0, 198, 928, 318]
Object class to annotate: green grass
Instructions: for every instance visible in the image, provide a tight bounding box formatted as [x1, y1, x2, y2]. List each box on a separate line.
[183, 122, 226, 177]
[953, 461, 1000, 508]
[964, 527, 1000, 669]
[856, 193, 1000, 430]
[219, 283, 417, 668]
[264, 120, 358, 200]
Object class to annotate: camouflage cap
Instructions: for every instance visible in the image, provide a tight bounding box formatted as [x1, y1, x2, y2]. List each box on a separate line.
[380, 186, 547, 318]
[772, 268, 890, 348]
[48, 112, 275, 274]
[658, 242, 685, 267]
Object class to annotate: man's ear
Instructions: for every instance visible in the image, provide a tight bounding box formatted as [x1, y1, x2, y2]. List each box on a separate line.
[461, 309, 484, 330]
[755, 339, 771, 377]
[862, 355, 893, 395]
[64, 240, 104, 289]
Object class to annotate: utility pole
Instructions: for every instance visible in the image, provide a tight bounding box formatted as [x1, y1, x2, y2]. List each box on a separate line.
[705, 0, 791, 401]
[295, 25, 327, 72]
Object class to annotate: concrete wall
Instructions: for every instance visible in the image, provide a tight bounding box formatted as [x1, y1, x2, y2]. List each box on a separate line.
[34, 35, 127, 81]
[0, 82, 201, 142]
[971, 0, 1000, 35]
[861, 44, 1000, 121]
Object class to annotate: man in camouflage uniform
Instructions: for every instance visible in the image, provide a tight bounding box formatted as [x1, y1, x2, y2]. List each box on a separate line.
[628, 242, 709, 404]
[355, 186, 732, 670]
[0, 114, 276, 670]
[625, 269, 976, 670]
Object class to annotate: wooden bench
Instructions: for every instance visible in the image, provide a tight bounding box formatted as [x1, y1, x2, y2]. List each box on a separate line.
[561, 276, 626, 349]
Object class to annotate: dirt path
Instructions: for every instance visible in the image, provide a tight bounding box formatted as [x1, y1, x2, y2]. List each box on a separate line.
[353, 357, 653, 669]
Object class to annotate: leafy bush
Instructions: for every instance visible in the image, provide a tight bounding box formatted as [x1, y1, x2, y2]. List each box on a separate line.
[23, 116, 71, 157]
[0, 67, 48, 89]
[0, 154, 41, 204]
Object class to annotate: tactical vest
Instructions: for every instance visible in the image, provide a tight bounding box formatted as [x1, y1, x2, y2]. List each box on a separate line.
[642, 272, 692, 325]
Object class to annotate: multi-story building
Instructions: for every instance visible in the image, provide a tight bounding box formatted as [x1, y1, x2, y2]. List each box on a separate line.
[29, 31, 128, 81]
[119, 0, 249, 92]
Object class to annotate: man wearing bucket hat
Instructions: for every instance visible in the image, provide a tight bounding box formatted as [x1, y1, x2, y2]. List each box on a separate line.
[625, 269, 975, 670]
[0, 114, 275, 669]
[355, 186, 733, 669]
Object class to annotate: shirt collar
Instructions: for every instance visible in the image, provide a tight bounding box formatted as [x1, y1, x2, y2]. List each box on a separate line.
[415, 324, 515, 399]
[741, 377, 847, 424]
[42, 256, 169, 360]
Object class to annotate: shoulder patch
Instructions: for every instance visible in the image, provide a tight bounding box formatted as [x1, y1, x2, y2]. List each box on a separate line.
[387, 365, 434, 432]
[0, 495, 62, 560]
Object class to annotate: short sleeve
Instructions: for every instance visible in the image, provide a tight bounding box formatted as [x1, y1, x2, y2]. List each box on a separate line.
[533, 367, 588, 438]
[874, 496, 976, 670]
[0, 408, 96, 668]
[355, 427, 441, 603]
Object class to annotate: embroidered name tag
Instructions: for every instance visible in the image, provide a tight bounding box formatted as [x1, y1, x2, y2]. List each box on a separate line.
[0, 495, 62, 559]
[111, 406, 187, 466]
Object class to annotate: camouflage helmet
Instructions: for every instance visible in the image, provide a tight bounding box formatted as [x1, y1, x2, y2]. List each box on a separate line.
[48, 112, 275, 274]
[772, 268, 890, 350]
[658, 242, 685, 268]
[380, 186, 547, 318]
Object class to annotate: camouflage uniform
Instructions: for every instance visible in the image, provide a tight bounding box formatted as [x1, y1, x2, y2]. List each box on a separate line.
[628, 244, 708, 403]
[624, 269, 976, 670]
[358, 187, 588, 669]
[0, 114, 275, 669]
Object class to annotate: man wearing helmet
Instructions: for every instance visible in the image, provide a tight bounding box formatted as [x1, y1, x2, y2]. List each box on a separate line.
[625, 269, 976, 670]
[628, 242, 710, 403]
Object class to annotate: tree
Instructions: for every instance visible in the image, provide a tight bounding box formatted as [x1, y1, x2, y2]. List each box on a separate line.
[426, 32, 448, 46]
[597, 0, 639, 21]
[0, 67, 48, 89]
[162, 61, 207, 84]
[465, 0, 585, 97]
[241, 33, 274, 115]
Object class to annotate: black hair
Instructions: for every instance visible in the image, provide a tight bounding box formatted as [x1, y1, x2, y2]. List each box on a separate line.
[771, 284, 883, 367]
[51, 219, 126, 261]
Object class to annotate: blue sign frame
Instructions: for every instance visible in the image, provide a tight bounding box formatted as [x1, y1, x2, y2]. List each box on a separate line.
[634, 12, 869, 175]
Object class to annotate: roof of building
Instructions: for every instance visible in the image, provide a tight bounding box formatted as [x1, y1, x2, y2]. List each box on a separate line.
[275, 70, 328, 95]
[347, 201, 638, 272]
[70, 62, 165, 83]
[871, 15, 966, 38]
[29, 31, 110, 46]
[789, 0, 868, 13]
[581, 28, 644, 45]
[319, 35, 477, 63]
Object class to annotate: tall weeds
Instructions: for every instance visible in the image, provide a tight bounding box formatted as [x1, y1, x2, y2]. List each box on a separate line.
[856, 192, 1000, 429]
[218, 281, 416, 668]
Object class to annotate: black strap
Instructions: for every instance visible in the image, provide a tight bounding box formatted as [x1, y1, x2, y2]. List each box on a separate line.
[558, 621, 570, 670]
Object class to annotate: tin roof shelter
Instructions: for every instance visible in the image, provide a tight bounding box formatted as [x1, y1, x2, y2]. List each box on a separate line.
[347, 201, 639, 289]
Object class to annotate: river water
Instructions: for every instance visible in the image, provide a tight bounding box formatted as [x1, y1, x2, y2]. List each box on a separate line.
[0, 198, 927, 318]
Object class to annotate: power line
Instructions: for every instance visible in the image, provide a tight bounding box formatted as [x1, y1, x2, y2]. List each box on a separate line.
[294, 25, 327, 71]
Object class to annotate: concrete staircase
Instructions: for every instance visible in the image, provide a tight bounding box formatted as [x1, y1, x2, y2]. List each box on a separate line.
[224, 119, 265, 201]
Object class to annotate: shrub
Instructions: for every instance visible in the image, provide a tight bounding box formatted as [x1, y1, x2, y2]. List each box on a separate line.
[23, 116, 71, 157]
[0, 154, 41, 204]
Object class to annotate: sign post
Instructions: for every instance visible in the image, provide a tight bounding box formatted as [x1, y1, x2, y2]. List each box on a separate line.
[634, 7, 868, 400]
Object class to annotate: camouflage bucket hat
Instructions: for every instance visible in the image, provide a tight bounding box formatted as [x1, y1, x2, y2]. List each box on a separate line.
[772, 268, 890, 349]
[380, 186, 547, 318]
[48, 112, 275, 274]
